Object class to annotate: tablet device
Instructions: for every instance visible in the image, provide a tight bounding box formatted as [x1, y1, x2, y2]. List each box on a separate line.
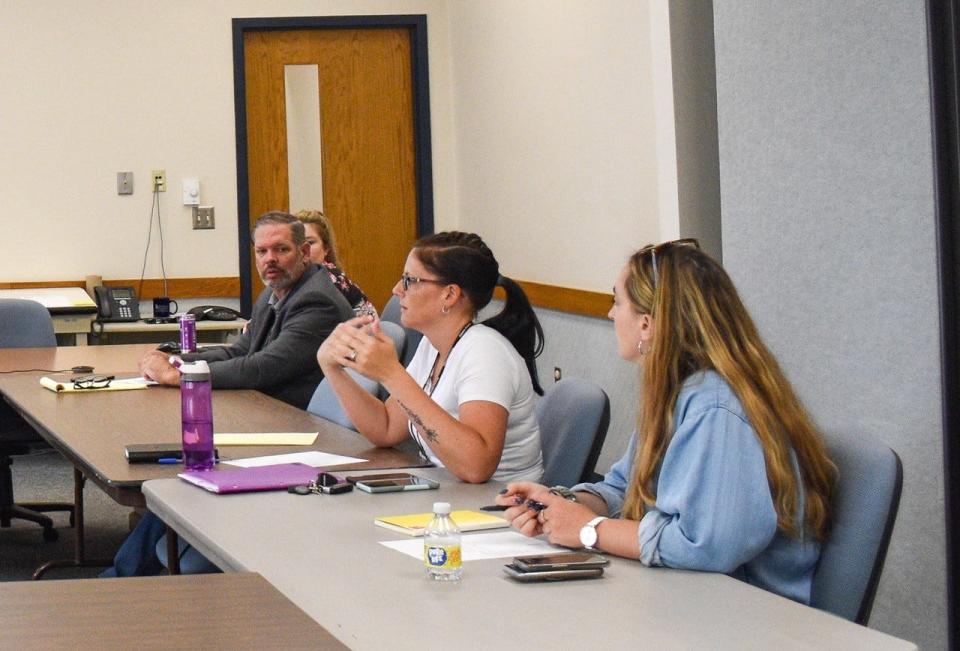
[354, 476, 440, 493]
[502, 563, 604, 582]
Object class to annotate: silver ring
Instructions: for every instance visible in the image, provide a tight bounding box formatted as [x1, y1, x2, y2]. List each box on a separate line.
[347, 349, 358, 362]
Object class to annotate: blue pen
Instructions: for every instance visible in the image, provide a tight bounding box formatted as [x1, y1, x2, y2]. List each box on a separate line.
[157, 457, 181, 464]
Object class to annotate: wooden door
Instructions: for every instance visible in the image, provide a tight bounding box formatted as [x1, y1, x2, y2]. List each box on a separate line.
[241, 26, 421, 312]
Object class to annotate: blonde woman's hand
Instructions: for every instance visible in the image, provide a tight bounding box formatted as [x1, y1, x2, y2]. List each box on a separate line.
[530, 491, 599, 548]
[496, 482, 549, 538]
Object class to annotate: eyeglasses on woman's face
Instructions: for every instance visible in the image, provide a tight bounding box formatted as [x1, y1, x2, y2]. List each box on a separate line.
[400, 273, 446, 292]
[639, 238, 700, 288]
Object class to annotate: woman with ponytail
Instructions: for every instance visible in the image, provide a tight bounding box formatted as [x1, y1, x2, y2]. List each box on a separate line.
[496, 240, 835, 603]
[317, 232, 545, 483]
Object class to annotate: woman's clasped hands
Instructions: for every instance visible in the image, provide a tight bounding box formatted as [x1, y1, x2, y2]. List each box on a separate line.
[317, 315, 401, 384]
[496, 482, 597, 548]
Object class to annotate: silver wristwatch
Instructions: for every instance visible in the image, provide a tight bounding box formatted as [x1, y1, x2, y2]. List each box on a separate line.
[579, 516, 608, 550]
[548, 486, 577, 502]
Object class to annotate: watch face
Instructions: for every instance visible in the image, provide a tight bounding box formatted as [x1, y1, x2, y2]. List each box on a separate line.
[579, 523, 599, 549]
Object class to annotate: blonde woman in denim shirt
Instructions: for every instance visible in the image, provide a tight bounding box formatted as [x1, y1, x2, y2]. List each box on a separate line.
[498, 240, 835, 603]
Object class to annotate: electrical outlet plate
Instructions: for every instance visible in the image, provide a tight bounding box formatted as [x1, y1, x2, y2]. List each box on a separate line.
[151, 169, 166, 192]
[193, 206, 215, 230]
[117, 171, 133, 195]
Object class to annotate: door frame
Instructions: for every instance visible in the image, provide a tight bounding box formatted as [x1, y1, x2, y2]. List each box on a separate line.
[232, 15, 434, 315]
[927, 1, 960, 648]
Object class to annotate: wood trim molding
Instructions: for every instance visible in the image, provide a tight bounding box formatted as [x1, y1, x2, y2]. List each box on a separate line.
[0, 278, 241, 299]
[495, 280, 612, 319]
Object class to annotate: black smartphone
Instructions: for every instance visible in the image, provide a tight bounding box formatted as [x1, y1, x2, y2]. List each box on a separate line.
[513, 552, 610, 572]
[502, 563, 604, 582]
[124, 443, 219, 463]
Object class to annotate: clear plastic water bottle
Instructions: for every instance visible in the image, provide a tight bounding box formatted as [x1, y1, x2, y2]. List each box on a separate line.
[179, 360, 215, 471]
[179, 313, 197, 353]
[423, 502, 462, 581]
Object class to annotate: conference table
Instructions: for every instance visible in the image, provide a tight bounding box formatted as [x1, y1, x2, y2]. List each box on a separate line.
[0, 572, 345, 650]
[0, 344, 918, 649]
[144, 470, 917, 651]
[0, 344, 424, 577]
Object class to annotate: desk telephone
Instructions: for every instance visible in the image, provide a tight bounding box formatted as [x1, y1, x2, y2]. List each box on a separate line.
[94, 286, 140, 322]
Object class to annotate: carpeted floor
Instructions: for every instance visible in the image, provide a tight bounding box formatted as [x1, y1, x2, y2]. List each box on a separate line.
[1, 446, 130, 581]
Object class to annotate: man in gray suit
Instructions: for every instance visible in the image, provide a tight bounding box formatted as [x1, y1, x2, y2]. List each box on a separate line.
[139, 211, 353, 409]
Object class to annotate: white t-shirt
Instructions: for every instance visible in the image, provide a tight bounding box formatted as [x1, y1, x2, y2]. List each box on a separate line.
[404, 323, 543, 483]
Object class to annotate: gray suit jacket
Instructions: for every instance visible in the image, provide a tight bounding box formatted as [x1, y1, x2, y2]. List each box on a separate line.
[182, 265, 353, 409]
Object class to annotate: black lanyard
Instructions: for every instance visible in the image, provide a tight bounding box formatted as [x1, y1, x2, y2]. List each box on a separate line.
[422, 321, 474, 396]
[409, 321, 474, 459]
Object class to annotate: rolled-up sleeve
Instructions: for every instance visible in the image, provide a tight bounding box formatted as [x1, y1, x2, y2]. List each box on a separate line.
[638, 407, 778, 572]
[571, 434, 638, 518]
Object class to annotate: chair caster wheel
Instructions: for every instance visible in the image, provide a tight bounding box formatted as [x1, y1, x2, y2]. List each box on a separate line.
[42, 527, 58, 543]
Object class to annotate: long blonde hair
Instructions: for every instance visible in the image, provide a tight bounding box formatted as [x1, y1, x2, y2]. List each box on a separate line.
[296, 210, 340, 266]
[620, 243, 835, 540]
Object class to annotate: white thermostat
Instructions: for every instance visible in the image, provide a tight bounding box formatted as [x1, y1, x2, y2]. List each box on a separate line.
[182, 179, 200, 206]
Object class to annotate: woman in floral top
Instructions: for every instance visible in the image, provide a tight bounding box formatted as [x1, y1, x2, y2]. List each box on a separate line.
[296, 210, 378, 317]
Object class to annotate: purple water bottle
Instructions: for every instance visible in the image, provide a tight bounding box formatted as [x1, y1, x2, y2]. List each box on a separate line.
[179, 313, 197, 353]
[179, 360, 215, 471]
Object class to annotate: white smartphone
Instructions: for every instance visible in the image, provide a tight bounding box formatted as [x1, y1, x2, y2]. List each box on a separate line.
[354, 476, 440, 493]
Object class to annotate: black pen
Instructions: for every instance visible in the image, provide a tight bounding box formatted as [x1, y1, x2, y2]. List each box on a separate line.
[479, 504, 509, 511]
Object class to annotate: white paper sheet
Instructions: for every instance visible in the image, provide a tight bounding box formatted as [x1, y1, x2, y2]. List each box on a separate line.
[224, 450, 366, 468]
[380, 530, 558, 561]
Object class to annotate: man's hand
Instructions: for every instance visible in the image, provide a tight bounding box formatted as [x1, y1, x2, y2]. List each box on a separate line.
[139, 350, 181, 386]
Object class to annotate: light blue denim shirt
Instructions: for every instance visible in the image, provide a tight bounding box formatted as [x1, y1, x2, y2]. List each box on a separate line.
[572, 370, 820, 604]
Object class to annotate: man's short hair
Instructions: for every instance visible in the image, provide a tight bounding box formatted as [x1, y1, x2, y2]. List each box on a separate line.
[253, 211, 306, 246]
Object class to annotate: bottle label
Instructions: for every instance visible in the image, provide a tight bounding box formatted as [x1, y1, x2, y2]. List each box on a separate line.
[424, 544, 461, 569]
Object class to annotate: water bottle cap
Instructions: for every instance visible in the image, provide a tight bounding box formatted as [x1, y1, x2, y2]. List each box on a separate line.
[432, 502, 451, 515]
[178, 359, 211, 381]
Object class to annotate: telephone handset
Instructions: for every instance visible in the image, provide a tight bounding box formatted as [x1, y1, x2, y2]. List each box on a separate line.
[94, 286, 141, 322]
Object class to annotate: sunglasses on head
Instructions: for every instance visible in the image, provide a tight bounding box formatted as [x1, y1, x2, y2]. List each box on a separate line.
[639, 238, 700, 288]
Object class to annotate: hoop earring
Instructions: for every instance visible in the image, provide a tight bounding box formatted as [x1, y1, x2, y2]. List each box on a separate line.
[441, 304, 450, 315]
[637, 341, 652, 356]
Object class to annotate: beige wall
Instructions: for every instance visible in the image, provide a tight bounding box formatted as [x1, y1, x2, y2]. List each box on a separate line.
[0, 0, 454, 282]
[0, 0, 673, 293]
[448, 0, 674, 291]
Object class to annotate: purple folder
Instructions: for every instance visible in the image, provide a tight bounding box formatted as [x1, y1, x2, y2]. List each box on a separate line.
[178, 463, 321, 494]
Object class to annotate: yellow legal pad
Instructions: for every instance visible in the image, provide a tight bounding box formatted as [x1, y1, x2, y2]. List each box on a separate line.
[39, 377, 149, 393]
[375, 510, 510, 537]
[213, 432, 319, 446]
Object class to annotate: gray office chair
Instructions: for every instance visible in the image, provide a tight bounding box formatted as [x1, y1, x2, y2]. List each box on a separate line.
[810, 435, 902, 624]
[376, 320, 407, 399]
[379, 320, 407, 363]
[305, 320, 407, 427]
[307, 370, 381, 431]
[0, 299, 74, 541]
[382, 295, 422, 366]
[536, 377, 610, 487]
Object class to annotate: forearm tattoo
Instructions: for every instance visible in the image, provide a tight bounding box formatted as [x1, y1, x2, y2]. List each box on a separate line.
[397, 399, 439, 443]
